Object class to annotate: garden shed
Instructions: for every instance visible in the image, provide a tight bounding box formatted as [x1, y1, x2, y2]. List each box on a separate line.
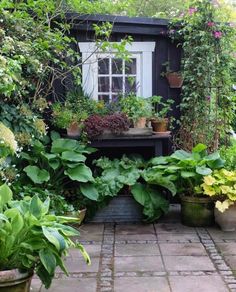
[56, 13, 183, 157]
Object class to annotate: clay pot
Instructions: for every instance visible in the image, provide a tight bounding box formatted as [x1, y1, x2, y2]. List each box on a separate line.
[0, 269, 33, 292]
[151, 118, 168, 132]
[133, 117, 146, 128]
[214, 203, 236, 232]
[166, 72, 183, 88]
[67, 121, 81, 138]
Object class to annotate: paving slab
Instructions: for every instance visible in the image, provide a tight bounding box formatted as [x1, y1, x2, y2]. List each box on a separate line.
[114, 256, 165, 272]
[116, 224, 155, 235]
[216, 242, 236, 255]
[40, 278, 97, 292]
[155, 223, 196, 234]
[115, 243, 160, 256]
[115, 233, 157, 241]
[207, 228, 236, 241]
[114, 276, 171, 292]
[169, 275, 229, 292]
[163, 256, 216, 271]
[69, 244, 101, 258]
[159, 243, 207, 256]
[224, 256, 236, 271]
[157, 233, 200, 242]
[57, 257, 100, 273]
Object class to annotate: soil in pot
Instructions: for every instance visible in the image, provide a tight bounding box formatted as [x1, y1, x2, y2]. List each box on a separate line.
[0, 269, 33, 292]
[214, 203, 236, 232]
[180, 195, 215, 227]
[151, 119, 168, 132]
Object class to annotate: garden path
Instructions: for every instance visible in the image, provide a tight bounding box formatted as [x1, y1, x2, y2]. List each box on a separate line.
[31, 205, 236, 292]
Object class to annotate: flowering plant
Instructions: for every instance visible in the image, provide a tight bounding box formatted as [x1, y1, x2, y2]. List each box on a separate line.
[200, 169, 236, 212]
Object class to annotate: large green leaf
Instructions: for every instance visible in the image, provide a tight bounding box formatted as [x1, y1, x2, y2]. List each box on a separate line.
[181, 171, 196, 178]
[149, 156, 169, 165]
[192, 143, 207, 153]
[61, 151, 86, 162]
[65, 164, 94, 182]
[130, 183, 147, 206]
[80, 183, 99, 201]
[4, 208, 24, 235]
[39, 249, 57, 275]
[24, 166, 50, 184]
[196, 166, 212, 176]
[42, 226, 66, 251]
[30, 195, 44, 219]
[171, 150, 192, 160]
[51, 139, 78, 153]
[0, 184, 12, 210]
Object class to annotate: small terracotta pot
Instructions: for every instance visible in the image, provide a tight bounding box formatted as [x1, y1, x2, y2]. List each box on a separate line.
[67, 121, 81, 138]
[133, 117, 146, 128]
[151, 118, 168, 132]
[166, 72, 183, 88]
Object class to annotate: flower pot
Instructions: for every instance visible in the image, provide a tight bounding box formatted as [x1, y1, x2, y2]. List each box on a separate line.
[180, 195, 215, 227]
[214, 203, 236, 231]
[66, 208, 87, 225]
[67, 121, 81, 138]
[166, 72, 183, 88]
[0, 269, 33, 292]
[151, 118, 168, 132]
[133, 117, 146, 128]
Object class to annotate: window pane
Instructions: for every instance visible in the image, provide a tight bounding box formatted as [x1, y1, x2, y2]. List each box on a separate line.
[111, 94, 118, 102]
[98, 58, 109, 74]
[112, 58, 123, 74]
[98, 76, 109, 92]
[125, 76, 137, 94]
[112, 77, 123, 93]
[98, 95, 109, 103]
[125, 58, 136, 74]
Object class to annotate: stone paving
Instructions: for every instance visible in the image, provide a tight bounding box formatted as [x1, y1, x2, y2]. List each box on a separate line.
[31, 206, 236, 292]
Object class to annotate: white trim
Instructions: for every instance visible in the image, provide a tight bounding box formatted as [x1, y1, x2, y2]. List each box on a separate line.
[79, 42, 156, 100]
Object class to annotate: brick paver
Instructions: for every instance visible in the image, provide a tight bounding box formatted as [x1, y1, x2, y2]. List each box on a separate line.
[30, 206, 236, 292]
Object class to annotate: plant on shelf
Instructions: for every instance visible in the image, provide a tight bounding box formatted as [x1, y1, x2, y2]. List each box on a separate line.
[0, 184, 90, 290]
[200, 169, 236, 231]
[83, 113, 130, 139]
[119, 94, 152, 128]
[149, 95, 174, 132]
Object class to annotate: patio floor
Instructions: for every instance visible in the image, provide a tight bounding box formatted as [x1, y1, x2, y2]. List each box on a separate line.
[31, 205, 236, 292]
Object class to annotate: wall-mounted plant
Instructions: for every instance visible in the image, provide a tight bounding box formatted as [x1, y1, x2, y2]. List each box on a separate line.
[161, 62, 183, 88]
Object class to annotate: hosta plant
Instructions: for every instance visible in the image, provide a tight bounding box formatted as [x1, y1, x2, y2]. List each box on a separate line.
[0, 184, 90, 289]
[200, 169, 236, 212]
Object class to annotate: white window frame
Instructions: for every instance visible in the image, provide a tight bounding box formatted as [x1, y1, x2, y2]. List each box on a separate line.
[79, 42, 156, 100]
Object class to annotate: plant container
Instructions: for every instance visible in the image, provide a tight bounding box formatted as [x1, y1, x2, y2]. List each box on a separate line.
[67, 121, 81, 138]
[0, 269, 33, 292]
[133, 117, 146, 128]
[166, 72, 183, 88]
[180, 195, 215, 227]
[214, 203, 236, 232]
[151, 118, 168, 132]
[66, 208, 87, 225]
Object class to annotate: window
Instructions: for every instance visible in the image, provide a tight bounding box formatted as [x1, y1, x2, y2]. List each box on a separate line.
[79, 42, 156, 100]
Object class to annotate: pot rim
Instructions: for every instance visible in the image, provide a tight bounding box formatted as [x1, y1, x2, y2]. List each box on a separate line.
[180, 194, 215, 203]
[0, 268, 33, 286]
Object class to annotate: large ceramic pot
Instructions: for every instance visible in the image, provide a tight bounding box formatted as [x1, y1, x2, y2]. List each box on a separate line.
[151, 118, 168, 132]
[0, 269, 33, 292]
[180, 195, 215, 227]
[214, 203, 236, 232]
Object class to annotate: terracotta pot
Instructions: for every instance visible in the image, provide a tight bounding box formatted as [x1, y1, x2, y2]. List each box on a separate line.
[133, 117, 146, 128]
[67, 121, 81, 138]
[151, 118, 168, 132]
[0, 269, 33, 292]
[214, 203, 236, 231]
[180, 195, 215, 227]
[166, 72, 183, 88]
[66, 208, 87, 225]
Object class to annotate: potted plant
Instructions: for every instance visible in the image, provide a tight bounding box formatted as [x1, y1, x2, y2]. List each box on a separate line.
[119, 94, 152, 128]
[201, 169, 236, 231]
[0, 183, 90, 291]
[162, 62, 183, 88]
[149, 95, 174, 133]
[52, 102, 88, 138]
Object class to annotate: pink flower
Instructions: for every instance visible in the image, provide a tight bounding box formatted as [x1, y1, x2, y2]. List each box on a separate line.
[48, 101, 52, 105]
[229, 22, 236, 28]
[207, 22, 215, 27]
[213, 31, 222, 39]
[188, 7, 197, 15]
[206, 96, 211, 102]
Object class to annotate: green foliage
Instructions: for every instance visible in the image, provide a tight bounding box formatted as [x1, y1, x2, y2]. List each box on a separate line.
[220, 143, 236, 170]
[171, 0, 236, 151]
[150, 95, 174, 121]
[0, 185, 90, 288]
[119, 94, 152, 123]
[0, 122, 18, 158]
